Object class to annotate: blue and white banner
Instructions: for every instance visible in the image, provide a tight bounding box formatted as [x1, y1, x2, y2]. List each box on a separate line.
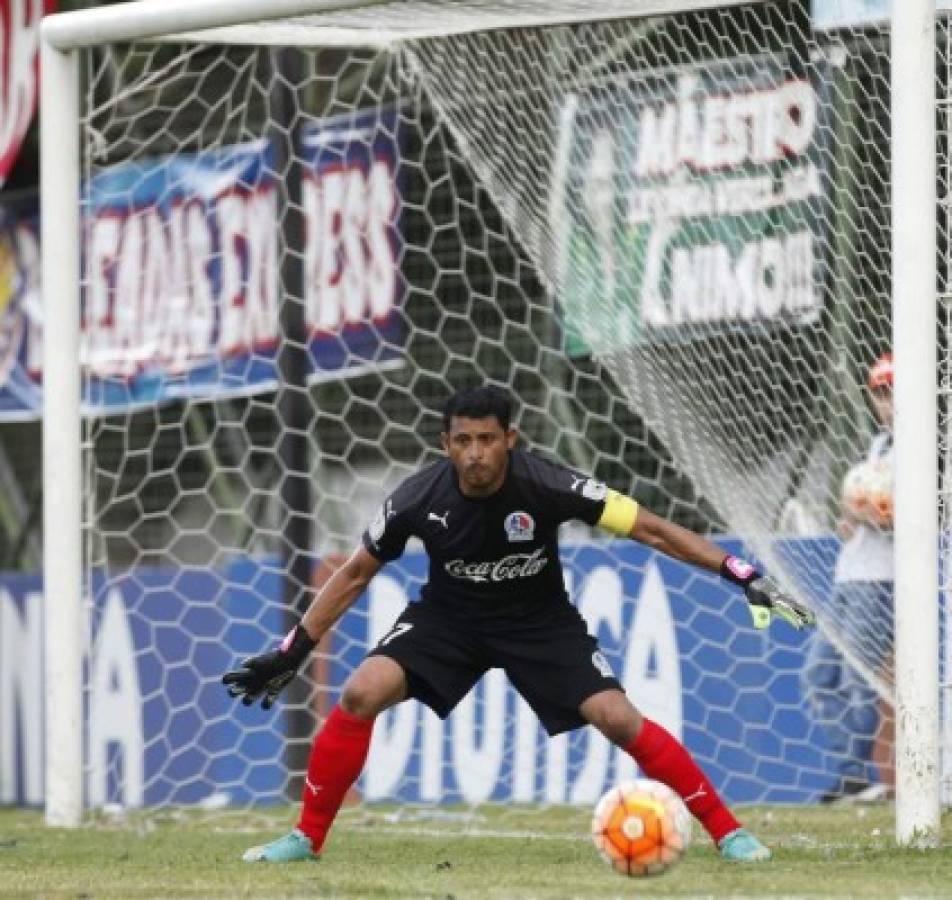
[0, 107, 405, 420]
[0, 195, 41, 420]
[1, 538, 882, 810]
[0, 560, 289, 807]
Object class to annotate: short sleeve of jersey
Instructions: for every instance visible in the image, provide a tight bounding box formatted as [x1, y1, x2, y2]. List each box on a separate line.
[520, 452, 607, 526]
[362, 492, 414, 563]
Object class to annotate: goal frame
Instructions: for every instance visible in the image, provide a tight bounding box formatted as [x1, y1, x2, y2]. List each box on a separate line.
[39, 0, 940, 847]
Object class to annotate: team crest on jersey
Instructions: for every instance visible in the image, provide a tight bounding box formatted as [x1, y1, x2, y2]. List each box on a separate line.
[504, 510, 535, 542]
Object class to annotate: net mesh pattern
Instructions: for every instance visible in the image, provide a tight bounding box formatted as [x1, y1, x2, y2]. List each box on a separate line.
[53, 1, 949, 811]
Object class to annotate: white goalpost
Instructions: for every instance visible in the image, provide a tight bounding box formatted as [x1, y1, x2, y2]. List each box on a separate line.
[38, 0, 941, 847]
[890, 0, 940, 847]
[40, 0, 406, 828]
[40, 32, 81, 831]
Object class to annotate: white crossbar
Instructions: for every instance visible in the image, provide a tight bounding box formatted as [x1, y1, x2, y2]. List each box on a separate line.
[43, 0, 763, 50]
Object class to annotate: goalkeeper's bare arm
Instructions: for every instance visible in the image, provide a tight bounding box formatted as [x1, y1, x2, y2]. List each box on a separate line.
[596, 489, 816, 631]
[300, 548, 382, 641]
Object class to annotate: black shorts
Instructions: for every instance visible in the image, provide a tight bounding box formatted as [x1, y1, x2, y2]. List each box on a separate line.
[368, 600, 623, 735]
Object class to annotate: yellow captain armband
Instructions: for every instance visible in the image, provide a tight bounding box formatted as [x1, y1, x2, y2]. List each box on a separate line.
[596, 489, 639, 537]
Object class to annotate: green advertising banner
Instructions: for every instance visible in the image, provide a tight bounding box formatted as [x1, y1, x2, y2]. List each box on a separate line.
[556, 57, 834, 354]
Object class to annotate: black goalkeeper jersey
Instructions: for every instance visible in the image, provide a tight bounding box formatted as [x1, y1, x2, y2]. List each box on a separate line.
[361, 449, 609, 619]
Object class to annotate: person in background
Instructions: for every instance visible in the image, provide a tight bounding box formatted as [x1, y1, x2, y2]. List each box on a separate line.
[803, 353, 894, 802]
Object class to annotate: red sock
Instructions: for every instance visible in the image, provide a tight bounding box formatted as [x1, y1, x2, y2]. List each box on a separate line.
[624, 718, 740, 844]
[297, 705, 375, 852]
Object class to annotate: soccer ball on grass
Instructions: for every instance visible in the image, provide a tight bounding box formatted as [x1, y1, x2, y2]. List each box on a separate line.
[590, 779, 691, 877]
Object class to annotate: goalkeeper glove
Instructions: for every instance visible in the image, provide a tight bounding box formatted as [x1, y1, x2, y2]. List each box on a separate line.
[720, 555, 817, 630]
[222, 622, 316, 709]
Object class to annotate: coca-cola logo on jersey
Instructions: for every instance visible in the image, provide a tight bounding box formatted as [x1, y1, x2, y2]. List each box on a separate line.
[0, 1, 52, 186]
[444, 548, 548, 584]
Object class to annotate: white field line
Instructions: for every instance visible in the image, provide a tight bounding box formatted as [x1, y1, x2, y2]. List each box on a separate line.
[142, 818, 915, 852]
[206, 822, 898, 852]
[356, 825, 585, 842]
[209, 821, 584, 841]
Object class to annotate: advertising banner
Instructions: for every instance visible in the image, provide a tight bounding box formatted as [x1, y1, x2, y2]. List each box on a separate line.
[0, 107, 404, 419]
[0, 539, 875, 809]
[0, 559, 288, 807]
[0, 194, 40, 419]
[556, 57, 835, 355]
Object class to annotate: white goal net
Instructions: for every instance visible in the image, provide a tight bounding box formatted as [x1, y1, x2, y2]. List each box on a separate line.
[24, 0, 948, 820]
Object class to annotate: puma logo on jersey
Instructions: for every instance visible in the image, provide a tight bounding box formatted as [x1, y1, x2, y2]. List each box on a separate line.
[428, 511, 450, 529]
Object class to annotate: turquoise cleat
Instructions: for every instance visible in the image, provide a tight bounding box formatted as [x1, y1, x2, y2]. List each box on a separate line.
[718, 828, 773, 862]
[242, 828, 319, 863]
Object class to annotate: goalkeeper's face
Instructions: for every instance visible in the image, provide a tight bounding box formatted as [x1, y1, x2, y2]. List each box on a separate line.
[442, 415, 517, 497]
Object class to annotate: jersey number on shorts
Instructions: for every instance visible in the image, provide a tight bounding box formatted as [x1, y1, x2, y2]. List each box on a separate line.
[379, 622, 414, 646]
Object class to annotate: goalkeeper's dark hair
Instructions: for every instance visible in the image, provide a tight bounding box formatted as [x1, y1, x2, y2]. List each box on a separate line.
[443, 385, 513, 432]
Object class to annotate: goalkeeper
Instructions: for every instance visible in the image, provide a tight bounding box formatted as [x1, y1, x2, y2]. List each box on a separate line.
[224, 385, 815, 864]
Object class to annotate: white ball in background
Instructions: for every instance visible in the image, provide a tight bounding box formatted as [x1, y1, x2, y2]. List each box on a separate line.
[840, 460, 892, 528]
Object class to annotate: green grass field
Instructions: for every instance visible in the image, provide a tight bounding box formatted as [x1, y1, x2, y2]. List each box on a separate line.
[2, 803, 952, 897]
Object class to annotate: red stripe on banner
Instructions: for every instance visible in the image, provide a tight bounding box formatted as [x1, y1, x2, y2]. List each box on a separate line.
[0, 1, 57, 187]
